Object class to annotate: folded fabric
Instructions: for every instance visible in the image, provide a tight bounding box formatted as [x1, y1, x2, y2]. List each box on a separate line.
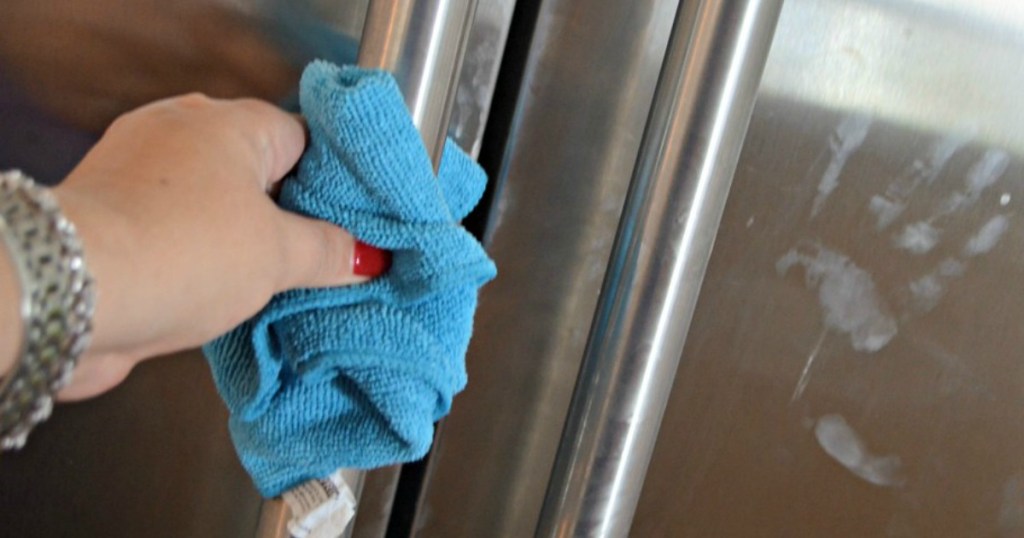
[203, 61, 497, 498]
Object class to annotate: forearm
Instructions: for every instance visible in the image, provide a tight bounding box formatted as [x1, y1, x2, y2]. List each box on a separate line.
[0, 241, 21, 377]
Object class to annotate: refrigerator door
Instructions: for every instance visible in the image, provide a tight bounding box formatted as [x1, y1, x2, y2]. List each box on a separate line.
[417, 0, 1024, 536]
[412, 0, 680, 535]
[5, 0, 1023, 536]
[632, 0, 1024, 536]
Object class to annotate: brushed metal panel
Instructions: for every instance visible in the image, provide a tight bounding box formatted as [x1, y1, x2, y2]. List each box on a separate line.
[634, 0, 1024, 536]
[414, 1, 679, 536]
[537, 1, 782, 534]
[0, 351, 261, 537]
[447, 0, 518, 159]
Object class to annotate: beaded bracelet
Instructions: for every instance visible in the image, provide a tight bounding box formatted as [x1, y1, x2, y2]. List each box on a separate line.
[0, 170, 95, 450]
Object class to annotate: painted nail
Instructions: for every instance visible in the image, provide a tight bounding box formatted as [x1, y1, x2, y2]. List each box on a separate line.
[353, 240, 392, 277]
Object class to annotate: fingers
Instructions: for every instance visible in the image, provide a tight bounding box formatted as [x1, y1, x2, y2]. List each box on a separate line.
[276, 212, 392, 290]
[229, 98, 308, 188]
[235, 102, 392, 290]
[268, 115, 309, 199]
[78, 94, 307, 194]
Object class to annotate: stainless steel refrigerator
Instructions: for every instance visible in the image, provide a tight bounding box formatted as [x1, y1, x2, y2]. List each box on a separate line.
[2, 0, 1022, 536]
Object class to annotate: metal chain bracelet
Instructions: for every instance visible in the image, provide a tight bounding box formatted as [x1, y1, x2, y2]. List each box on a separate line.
[0, 170, 95, 450]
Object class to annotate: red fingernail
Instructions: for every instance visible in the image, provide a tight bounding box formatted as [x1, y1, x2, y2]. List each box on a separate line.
[353, 240, 392, 277]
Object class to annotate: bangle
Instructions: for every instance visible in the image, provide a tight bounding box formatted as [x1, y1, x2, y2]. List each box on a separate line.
[0, 170, 95, 450]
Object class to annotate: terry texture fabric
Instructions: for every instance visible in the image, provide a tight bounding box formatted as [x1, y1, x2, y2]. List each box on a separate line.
[204, 61, 497, 498]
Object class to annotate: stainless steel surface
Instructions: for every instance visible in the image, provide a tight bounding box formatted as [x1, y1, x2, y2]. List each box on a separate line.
[349, 466, 396, 538]
[535, 1, 782, 536]
[308, 0, 370, 37]
[446, 0, 517, 158]
[0, 351, 262, 537]
[8, 0, 1021, 536]
[358, 0, 478, 164]
[255, 498, 292, 538]
[631, 0, 1024, 536]
[413, 1, 681, 536]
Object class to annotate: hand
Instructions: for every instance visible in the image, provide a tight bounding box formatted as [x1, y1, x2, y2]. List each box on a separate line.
[49, 94, 381, 400]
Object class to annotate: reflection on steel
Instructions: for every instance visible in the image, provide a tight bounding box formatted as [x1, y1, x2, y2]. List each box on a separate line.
[348, 466, 398, 538]
[445, 0, 516, 157]
[633, 0, 1024, 535]
[255, 498, 290, 538]
[535, 0, 783, 536]
[413, 0, 681, 534]
[358, 0, 478, 164]
[759, 0, 1024, 148]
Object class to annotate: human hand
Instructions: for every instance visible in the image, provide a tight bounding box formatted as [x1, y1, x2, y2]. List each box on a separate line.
[51, 94, 388, 400]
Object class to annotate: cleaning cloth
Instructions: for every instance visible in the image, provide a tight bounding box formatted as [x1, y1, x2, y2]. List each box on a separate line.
[203, 61, 497, 497]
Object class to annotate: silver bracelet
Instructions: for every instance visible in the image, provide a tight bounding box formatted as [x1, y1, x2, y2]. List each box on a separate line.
[0, 170, 95, 450]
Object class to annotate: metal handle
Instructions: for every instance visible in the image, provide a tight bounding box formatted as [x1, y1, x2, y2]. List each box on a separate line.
[535, 1, 783, 536]
[358, 0, 478, 167]
[255, 2, 478, 537]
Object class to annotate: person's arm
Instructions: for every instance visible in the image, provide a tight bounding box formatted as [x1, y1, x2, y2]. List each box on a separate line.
[0, 94, 389, 400]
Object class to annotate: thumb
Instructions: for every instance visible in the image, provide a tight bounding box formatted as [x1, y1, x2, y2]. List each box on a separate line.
[277, 213, 392, 290]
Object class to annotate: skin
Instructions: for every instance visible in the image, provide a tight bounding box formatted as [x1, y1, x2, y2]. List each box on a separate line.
[0, 94, 369, 400]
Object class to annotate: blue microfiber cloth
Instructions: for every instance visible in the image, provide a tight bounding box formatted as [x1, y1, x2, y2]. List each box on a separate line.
[203, 61, 496, 497]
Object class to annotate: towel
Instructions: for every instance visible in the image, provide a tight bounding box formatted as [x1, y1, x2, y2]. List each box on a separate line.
[203, 61, 497, 498]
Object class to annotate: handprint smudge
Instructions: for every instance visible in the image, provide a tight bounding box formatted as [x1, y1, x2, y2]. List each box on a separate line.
[869, 131, 973, 231]
[890, 149, 1010, 257]
[777, 243, 898, 353]
[893, 221, 940, 254]
[907, 214, 1010, 313]
[782, 115, 1014, 405]
[815, 414, 906, 488]
[811, 115, 873, 217]
[907, 258, 965, 313]
[964, 214, 1010, 256]
[943, 149, 1010, 214]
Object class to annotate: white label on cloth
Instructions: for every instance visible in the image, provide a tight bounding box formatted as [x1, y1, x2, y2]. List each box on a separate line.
[283, 469, 357, 538]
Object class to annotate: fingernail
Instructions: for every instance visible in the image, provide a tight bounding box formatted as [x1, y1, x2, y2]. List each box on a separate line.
[353, 240, 392, 277]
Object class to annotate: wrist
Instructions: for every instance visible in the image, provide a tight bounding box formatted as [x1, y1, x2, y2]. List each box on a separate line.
[51, 184, 129, 358]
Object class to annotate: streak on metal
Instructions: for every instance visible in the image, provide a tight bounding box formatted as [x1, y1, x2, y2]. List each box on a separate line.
[357, 0, 478, 165]
[535, 0, 783, 536]
[412, 0, 682, 535]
